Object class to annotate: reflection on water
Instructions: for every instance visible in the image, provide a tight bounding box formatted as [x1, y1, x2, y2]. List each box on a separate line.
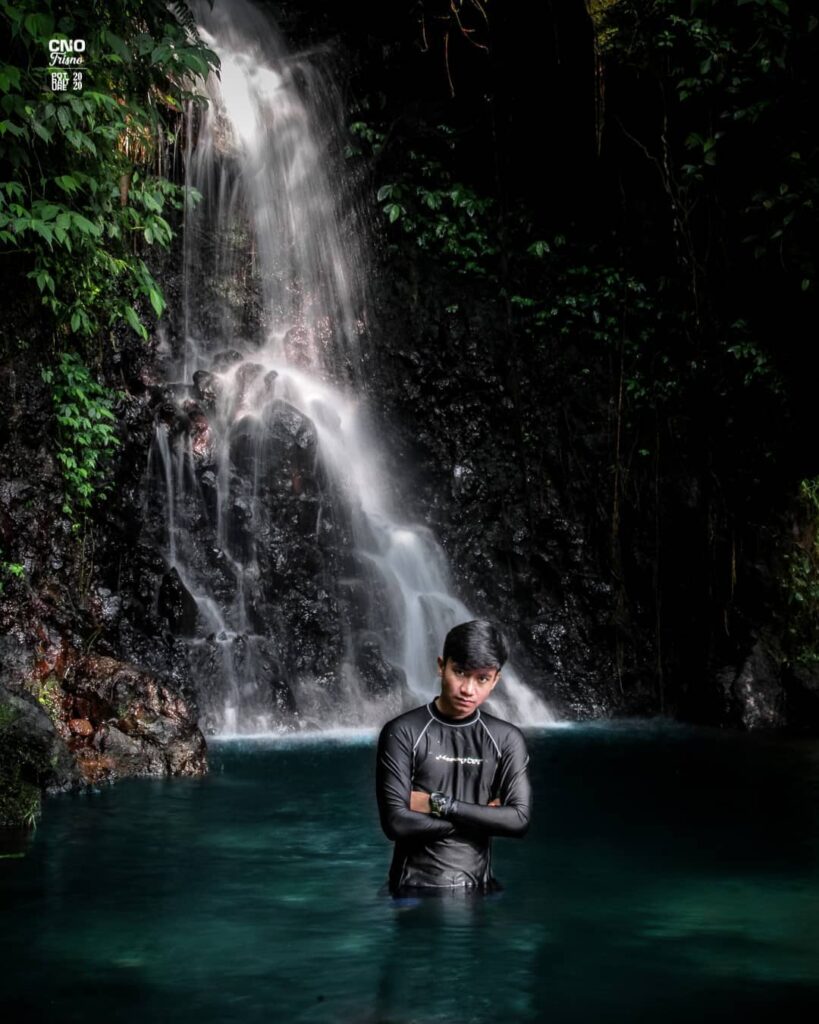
[1, 724, 818, 1022]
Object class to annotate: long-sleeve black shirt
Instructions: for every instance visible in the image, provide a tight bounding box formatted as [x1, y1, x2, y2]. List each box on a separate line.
[376, 699, 531, 893]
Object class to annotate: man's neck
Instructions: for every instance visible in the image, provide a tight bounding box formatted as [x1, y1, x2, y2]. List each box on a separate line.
[430, 696, 479, 724]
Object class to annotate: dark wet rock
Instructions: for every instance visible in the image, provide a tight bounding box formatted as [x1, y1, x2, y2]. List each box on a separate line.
[158, 568, 199, 636]
[283, 326, 312, 367]
[181, 402, 215, 466]
[354, 633, 408, 703]
[62, 655, 207, 783]
[211, 349, 244, 370]
[91, 586, 122, 629]
[235, 362, 265, 403]
[783, 662, 819, 732]
[150, 382, 193, 408]
[269, 400, 317, 453]
[193, 369, 221, 405]
[264, 369, 279, 393]
[0, 685, 81, 827]
[157, 401, 179, 429]
[717, 635, 786, 729]
[229, 415, 260, 474]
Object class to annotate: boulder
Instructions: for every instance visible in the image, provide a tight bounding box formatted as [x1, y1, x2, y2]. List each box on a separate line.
[62, 655, 207, 782]
[717, 635, 786, 729]
[0, 685, 80, 827]
[211, 349, 244, 371]
[235, 362, 265, 404]
[193, 370, 221, 406]
[354, 633, 408, 702]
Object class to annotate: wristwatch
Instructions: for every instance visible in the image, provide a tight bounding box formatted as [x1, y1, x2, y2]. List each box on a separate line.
[429, 791, 452, 818]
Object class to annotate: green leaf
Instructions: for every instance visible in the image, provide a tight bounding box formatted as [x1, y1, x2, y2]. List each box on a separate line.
[31, 121, 52, 144]
[69, 212, 101, 237]
[23, 12, 55, 40]
[124, 305, 147, 338]
[54, 174, 79, 194]
[148, 286, 165, 317]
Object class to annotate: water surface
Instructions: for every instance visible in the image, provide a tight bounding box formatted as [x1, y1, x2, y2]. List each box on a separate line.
[2, 722, 818, 1022]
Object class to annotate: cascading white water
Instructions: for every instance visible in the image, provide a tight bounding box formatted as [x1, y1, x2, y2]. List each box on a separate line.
[148, 0, 554, 734]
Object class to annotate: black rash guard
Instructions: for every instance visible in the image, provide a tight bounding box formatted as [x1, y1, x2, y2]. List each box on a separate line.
[376, 699, 531, 893]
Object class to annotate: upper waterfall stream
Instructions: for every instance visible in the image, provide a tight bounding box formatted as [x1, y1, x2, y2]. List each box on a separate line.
[146, 0, 553, 735]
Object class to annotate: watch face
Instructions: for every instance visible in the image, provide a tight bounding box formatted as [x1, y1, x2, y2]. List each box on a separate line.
[430, 792, 446, 816]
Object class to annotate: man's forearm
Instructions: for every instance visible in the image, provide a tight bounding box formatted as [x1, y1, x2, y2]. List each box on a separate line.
[445, 797, 529, 837]
[381, 803, 456, 842]
[410, 789, 524, 836]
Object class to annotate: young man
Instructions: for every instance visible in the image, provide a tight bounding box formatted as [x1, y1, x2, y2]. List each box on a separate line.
[376, 619, 531, 894]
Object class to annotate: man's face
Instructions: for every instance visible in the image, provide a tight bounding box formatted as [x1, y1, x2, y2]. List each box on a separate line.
[436, 656, 500, 718]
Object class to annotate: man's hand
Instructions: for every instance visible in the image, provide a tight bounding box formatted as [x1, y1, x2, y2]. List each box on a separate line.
[410, 790, 501, 813]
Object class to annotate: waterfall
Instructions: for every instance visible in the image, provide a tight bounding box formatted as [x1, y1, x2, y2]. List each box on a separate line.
[147, 0, 554, 735]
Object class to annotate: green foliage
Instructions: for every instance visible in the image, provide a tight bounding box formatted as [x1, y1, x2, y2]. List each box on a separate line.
[595, 0, 818, 297]
[783, 477, 819, 665]
[350, 122, 497, 277]
[35, 675, 62, 723]
[0, 0, 217, 352]
[0, 0, 217, 519]
[41, 350, 119, 524]
[0, 550, 24, 594]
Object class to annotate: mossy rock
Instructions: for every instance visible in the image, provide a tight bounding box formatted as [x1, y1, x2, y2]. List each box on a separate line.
[0, 686, 80, 828]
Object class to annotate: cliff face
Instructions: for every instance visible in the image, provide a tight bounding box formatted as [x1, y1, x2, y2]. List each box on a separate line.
[5, 229, 817, 810]
[2, 229, 818, 833]
[0, 350, 207, 828]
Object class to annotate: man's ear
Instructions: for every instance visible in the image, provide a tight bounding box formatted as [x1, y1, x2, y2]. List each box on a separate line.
[437, 656, 445, 676]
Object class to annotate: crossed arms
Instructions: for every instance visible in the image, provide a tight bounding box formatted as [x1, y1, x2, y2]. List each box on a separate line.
[376, 723, 531, 842]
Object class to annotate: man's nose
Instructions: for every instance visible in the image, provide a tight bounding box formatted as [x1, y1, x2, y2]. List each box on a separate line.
[460, 677, 477, 695]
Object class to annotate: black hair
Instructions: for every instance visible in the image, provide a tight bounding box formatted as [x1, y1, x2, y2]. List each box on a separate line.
[442, 620, 508, 671]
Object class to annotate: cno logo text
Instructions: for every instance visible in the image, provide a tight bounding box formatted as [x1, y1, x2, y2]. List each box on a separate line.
[48, 39, 86, 66]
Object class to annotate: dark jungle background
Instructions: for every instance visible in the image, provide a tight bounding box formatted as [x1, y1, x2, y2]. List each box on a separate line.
[2, 0, 819, 826]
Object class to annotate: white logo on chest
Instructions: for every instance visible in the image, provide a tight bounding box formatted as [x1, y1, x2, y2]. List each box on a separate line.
[435, 753, 483, 766]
